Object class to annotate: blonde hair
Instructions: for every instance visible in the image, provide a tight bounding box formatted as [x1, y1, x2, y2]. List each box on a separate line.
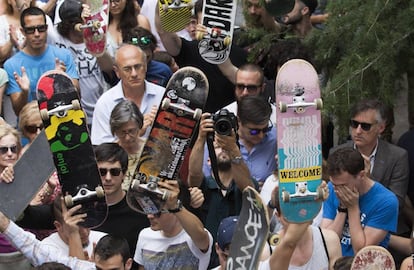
[18, 101, 41, 138]
[0, 124, 22, 151]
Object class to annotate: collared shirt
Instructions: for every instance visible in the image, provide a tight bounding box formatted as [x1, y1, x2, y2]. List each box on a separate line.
[353, 139, 379, 174]
[4, 221, 95, 269]
[91, 80, 165, 145]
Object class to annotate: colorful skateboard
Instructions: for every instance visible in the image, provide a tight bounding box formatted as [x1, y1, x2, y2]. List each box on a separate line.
[264, 0, 295, 18]
[159, 0, 194, 32]
[127, 67, 208, 214]
[351, 246, 396, 270]
[227, 186, 269, 270]
[36, 70, 107, 228]
[0, 131, 55, 221]
[275, 59, 324, 223]
[75, 0, 109, 57]
[197, 0, 237, 64]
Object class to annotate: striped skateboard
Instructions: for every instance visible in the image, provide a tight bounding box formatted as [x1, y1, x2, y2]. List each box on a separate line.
[159, 0, 194, 32]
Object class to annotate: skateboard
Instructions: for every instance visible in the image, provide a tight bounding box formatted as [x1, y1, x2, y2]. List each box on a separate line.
[263, 0, 295, 18]
[351, 246, 396, 270]
[0, 131, 55, 221]
[127, 67, 208, 215]
[159, 0, 194, 33]
[196, 0, 237, 64]
[36, 70, 107, 228]
[75, 0, 109, 57]
[227, 186, 269, 270]
[275, 59, 324, 223]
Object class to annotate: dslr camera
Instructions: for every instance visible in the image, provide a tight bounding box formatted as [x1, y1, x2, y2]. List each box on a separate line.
[211, 109, 238, 136]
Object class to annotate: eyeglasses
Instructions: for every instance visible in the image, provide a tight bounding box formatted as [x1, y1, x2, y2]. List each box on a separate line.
[131, 36, 152, 47]
[248, 122, 273, 136]
[117, 127, 139, 138]
[24, 124, 44, 134]
[153, 209, 169, 218]
[99, 167, 122, 177]
[0, 145, 18, 155]
[235, 84, 262, 93]
[23, 24, 48, 34]
[350, 120, 376, 131]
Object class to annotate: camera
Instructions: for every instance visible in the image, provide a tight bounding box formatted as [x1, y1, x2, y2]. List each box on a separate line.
[211, 109, 238, 136]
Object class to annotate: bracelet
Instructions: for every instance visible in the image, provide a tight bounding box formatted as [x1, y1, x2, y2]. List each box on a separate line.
[337, 206, 348, 213]
[267, 200, 277, 209]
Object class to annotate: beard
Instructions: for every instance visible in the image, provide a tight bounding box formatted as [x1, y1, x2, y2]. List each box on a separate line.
[216, 157, 232, 172]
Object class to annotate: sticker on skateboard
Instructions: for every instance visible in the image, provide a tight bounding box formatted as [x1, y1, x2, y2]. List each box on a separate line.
[37, 70, 107, 228]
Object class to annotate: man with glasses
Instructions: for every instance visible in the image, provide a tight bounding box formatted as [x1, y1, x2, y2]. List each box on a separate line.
[331, 99, 408, 211]
[4, 7, 79, 116]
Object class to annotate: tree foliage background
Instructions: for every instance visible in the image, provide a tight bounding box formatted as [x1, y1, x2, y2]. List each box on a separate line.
[306, 0, 414, 141]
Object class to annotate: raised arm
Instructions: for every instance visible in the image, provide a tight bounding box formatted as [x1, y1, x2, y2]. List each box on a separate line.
[154, 2, 182, 56]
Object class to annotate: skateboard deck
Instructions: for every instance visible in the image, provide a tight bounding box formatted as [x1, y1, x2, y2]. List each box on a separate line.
[36, 70, 107, 228]
[264, 0, 295, 17]
[0, 131, 55, 221]
[159, 0, 194, 32]
[227, 186, 269, 270]
[351, 246, 396, 270]
[75, 0, 109, 57]
[197, 0, 237, 64]
[127, 67, 208, 214]
[276, 59, 324, 223]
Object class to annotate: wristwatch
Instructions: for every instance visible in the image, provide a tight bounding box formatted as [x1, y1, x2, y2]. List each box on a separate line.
[231, 156, 243, 165]
[337, 206, 348, 213]
[168, 199, 183, 213]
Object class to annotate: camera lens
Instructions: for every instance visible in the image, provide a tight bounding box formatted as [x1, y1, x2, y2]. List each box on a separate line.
[215, 119, 232, 136]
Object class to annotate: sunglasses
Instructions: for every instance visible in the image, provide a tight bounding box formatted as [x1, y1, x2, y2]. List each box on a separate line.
[153, 209, 169, 218]
[248, 122, 273, 136]
[350, 120, 376, 131]
[235, 84, 262, 93]
[23, 24, 47, 34]
[99, 167, 122, 177]
[131, 36, 152, 47]
[25, 124, 44, 134]
[0, 145, 18, 155]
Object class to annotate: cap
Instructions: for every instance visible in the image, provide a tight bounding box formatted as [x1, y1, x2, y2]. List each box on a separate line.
[301, 0, 318, 14]
[59, 0, 82, 23]
[217, 216, 238, 250]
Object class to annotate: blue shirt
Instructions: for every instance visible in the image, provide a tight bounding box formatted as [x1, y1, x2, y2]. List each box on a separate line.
[4, 45, 78, 101]
[323, 181, 398, 256]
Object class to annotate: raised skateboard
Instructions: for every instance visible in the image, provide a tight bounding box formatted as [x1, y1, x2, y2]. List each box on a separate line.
[0, 131, 55, 221]
[127, 67, 208, 215]
[159, 0, 194, 32]
[36, 70, 107, 228]
[263, 0, 295, 18]
[75, 0, 109, 57]
[226, 186, 269, 270]
[196, 0, 237, 64]
[275, 59, 324, 223]
[351, 246, 396, 270]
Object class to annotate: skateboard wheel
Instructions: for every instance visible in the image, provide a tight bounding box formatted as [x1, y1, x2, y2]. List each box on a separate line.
[163, 3, 169, 11]
[64, 195, 74, 208]
[71, 99, 81, 110]
[282, 191, 290, 202]
[95, 186, 105, 198]
[131, 179, 140, 191]
[161, 98, 171, 110]
[92, 20, 101, 29]
[279, 102, 287, 113]
[269, 233, 281, 246]
[196, 31, 204, 41]
[314, 98, 323, 110]
[74, 23, 82, 32]
[40, 108, 49, 121]
[193, 108, 202, 120]
[223, 36, 231, 47]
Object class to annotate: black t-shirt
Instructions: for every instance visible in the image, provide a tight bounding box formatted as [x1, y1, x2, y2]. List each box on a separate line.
[175, 38, 248, 113]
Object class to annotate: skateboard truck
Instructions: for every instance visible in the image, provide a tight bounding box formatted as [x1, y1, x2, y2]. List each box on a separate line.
[64, 184, 105, 207]
[196, 27, 231, 47]
[278, 85, 323, 113]
[161, 0, 194, 12]
[129, 178, 169, 214]
[161, 98, 202, 120]
[40, 99, 81, 120]
[281, 181, 325, 202]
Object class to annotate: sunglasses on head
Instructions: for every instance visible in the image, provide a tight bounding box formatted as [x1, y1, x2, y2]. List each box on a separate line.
[131, 36, 152, 47]
[249, 122, 273, 136]
[99, 167, 122, 177]
[25, 124, 44, 134]
[235, 84, 261, 93]
[23, 24, 47, 34]
[0, 145, 18, 155]
[350, 120, 376, 131]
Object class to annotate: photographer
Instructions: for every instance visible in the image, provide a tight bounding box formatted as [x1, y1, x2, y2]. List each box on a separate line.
[188, 108, 258, 268]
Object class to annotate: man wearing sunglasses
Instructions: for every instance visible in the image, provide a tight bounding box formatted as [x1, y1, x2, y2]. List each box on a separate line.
[331, 99, 408, 211]
[4, 7, 79, 116]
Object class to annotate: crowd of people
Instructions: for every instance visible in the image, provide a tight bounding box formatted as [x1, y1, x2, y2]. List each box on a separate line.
[0, 0, 413, 269]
